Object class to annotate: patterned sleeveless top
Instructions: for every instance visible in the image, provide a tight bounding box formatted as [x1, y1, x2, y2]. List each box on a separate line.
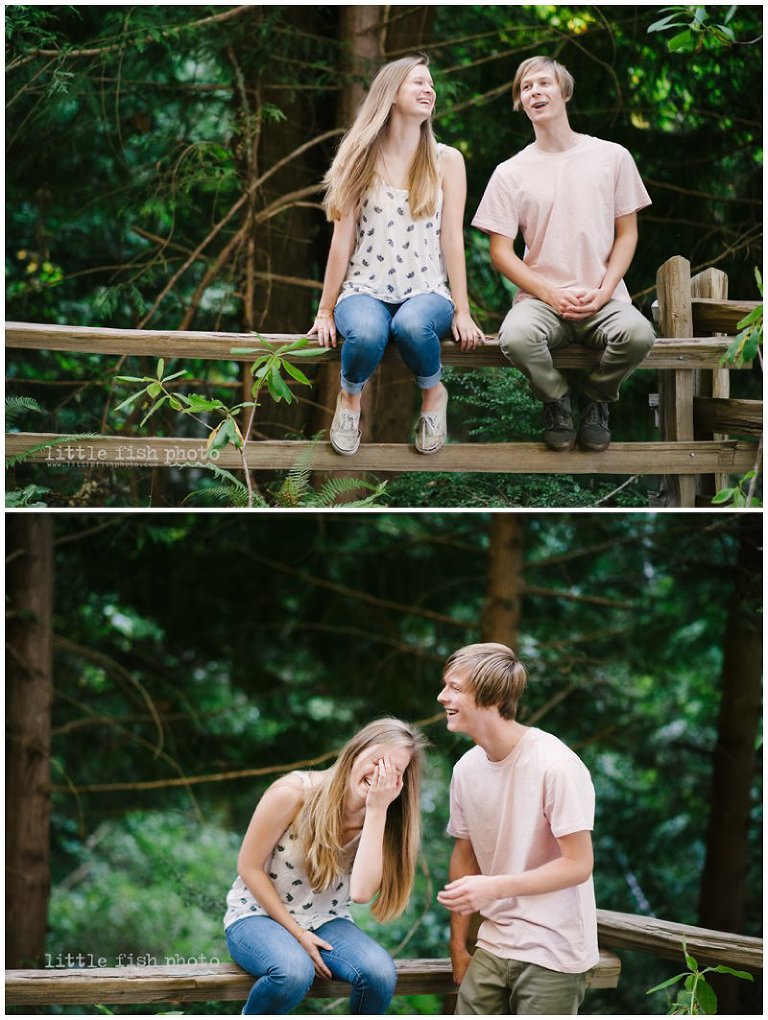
[336, 144, 453, 308]
[223, 772, 359, 932]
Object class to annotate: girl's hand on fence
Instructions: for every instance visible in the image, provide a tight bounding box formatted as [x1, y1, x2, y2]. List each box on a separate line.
[452, 311, 485, 351]
[296, 929, 334, 979]
[365, 755, 403, 812]
[308, 309, 337, 348]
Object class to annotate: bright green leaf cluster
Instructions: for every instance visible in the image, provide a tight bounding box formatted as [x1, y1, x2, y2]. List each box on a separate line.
[648, 6, 738, 52]
[646, 938, 753, 1014]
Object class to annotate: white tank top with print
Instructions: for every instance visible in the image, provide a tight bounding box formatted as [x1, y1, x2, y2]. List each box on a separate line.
[337, 145, 453, 308]
[223, 772, 358, 932]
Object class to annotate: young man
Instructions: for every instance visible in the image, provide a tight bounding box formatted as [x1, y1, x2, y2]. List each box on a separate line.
[436, 643, 598, 1015]
[472, 56, 656, 452]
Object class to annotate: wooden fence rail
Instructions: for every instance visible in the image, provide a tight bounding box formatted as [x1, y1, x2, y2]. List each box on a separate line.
[6, 951, 620, 1006]
[5, 909, 762, 1007]
[5, 257, 761, 507]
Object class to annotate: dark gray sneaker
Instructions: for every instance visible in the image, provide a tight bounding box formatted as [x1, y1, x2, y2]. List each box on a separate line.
[578, 399, 611, 452]
[542, 393, 576, 451]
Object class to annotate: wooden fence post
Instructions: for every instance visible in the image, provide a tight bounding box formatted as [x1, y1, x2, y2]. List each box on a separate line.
[690, 267, 730, 501]
[656, 256, 696, 506]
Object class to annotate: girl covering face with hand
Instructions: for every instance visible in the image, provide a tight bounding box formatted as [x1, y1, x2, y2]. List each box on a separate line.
[224, 718, 427, 1015]
[309, 55, 484, 456]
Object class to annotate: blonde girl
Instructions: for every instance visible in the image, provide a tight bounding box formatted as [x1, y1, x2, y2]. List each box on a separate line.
[309, 55, 483, 455]
[224, 719, 427, 1014]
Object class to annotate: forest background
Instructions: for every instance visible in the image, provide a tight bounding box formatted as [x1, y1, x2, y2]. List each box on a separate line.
[4, 4, 764, 508]
[6, 510, 763, 1014]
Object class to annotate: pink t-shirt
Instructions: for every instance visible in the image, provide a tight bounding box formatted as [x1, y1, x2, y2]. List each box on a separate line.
[447, 727, 599, 974]
[472, 134, 651, 304]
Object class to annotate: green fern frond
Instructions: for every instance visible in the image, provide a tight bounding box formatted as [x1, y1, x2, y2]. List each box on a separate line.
[5, 433, 102, 469]
[180, 461, 265, 507]
[311, 476, 388, 508]
[5, 395, 43, 424]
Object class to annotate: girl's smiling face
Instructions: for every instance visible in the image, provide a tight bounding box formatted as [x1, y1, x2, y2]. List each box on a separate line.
[393, 65, 436, 119]
[348, 743, 412, 804]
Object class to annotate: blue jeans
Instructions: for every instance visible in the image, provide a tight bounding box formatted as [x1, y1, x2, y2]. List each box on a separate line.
[334, 292, 454, 395]
[225, 915, 398, 1015]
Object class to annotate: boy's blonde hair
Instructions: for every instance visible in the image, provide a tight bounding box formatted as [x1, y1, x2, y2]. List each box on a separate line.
[323, 55, 440, 221]
[295, 718, 427, 921]
[444, 642, 528, 720]
[512, 56, 575, 111]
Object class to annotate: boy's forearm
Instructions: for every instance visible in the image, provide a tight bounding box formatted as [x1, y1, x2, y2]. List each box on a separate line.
[494, 854, 592, 898]
[600, 230, 637, 296]
[490, 241, 552, 304]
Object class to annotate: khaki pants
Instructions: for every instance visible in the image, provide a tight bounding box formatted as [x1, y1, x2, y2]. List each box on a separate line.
[456, 947, 589, 1015]
[498, 298, 656, 404]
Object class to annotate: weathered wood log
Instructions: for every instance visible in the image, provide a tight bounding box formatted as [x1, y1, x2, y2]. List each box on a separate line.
[690, 268, 731, 496]
[597, 909, 763, 970]
[4, 322, 751, 369]
[5, 433, 758, 476]
[656, 256, 697, 506]
[693, 397, 763, 437]
[691, 297, 760, 335]
[5, 950, 620, 1005]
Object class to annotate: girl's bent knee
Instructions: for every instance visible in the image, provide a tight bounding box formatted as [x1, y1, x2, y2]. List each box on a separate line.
[270, 959, 315, 998]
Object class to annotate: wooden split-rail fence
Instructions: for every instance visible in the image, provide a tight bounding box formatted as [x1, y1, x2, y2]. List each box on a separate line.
[5, 909, 762, 1008]
[5, 256, 761, 507]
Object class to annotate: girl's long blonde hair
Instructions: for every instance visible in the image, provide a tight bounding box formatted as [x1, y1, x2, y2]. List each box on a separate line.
[295, 718, 427, 922]
[323, 55, 440, 222]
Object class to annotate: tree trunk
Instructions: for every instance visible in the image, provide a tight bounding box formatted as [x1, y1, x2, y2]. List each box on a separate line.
[697, 514, 762, 1013]
[447, 512, 525, 1012]
[6, 514, 55, 968]
[312, 5, 385, 440]
[248, 9, 335, 439]
[482, 513, 524, 650]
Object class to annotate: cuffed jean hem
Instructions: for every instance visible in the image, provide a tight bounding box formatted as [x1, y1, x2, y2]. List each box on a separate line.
[342, 366, 441, 394]
[340, 375, 367, 396]
[415, 367, 443, 389]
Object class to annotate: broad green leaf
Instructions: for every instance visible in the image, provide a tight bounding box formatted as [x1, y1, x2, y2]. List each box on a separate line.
[694, 978, 717, 1014]
[156, 358, 165, 379]
[711, 488, 736, 505]
[684, 950, 698, 972]
[284, 345, 333, 359]
[648, 14, 686, 32]
[647, 973, 688, 994]
[147, 381, 163, 398]
[140, 395, 168, 427]
[182, 395, 224, 413]
[736, 306, 762, 329]
[267, 366, 293, 403]
[114, 387, 148, 414]
[668, 29, 695, 50]
[282, 361, 311, 387]
[713, 965, 754, 981]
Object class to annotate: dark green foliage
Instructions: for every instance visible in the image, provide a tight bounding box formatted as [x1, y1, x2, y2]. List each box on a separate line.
[5, 5, 763, 507]
[24, 512, 761, 1014]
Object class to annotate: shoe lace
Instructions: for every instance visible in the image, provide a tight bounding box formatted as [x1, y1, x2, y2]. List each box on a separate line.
[543, 401, 572, 430]
[337, 409, 359, 432]
[419, 412, 441, 437]
[582, 401, 608, 427]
